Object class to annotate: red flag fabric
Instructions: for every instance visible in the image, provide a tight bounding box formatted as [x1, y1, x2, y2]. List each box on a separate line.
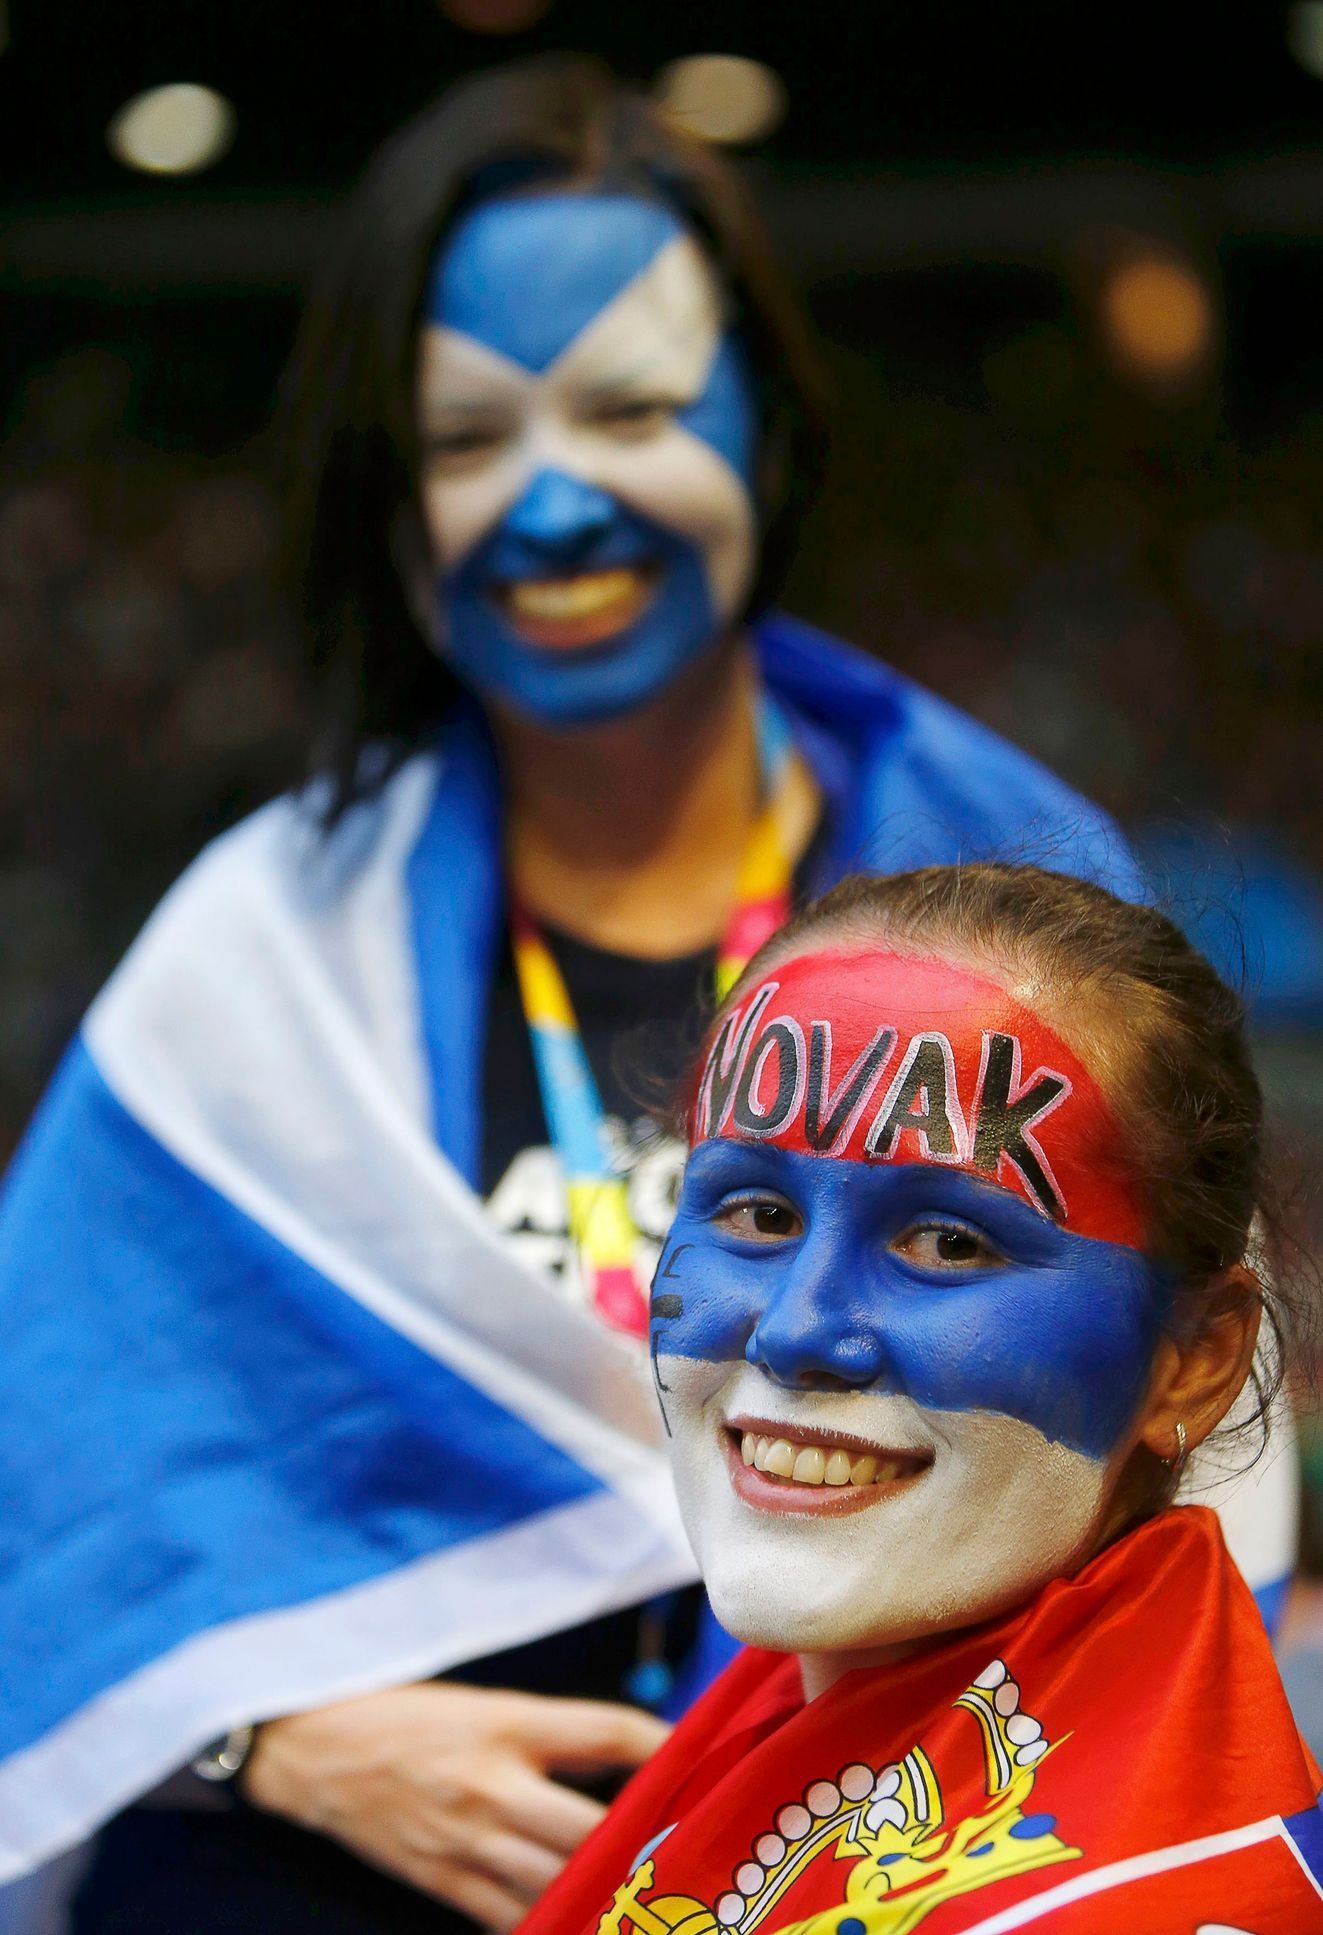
[520, 1508, 1323, 1934]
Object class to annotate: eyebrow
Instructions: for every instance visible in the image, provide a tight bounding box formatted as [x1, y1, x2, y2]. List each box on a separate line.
[574, 370, 697, 407]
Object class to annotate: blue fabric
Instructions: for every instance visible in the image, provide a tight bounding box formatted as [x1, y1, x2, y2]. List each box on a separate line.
[754, 615, 1144, 898]
[1284, 1797, 1323, 1888]
[1255, 1574, 1291, 1637]
[0, 1043, 598, 1761]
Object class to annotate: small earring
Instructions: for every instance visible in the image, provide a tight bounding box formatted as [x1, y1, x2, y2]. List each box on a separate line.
[1166, 1419, 1188, 1474]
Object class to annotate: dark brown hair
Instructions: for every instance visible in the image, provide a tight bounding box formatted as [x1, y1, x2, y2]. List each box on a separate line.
[706, 861, 1298, 1459]
[278, 54, 829, 822]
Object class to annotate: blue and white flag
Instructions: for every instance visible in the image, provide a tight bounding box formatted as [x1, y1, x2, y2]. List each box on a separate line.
[0, 750, 696, 1880]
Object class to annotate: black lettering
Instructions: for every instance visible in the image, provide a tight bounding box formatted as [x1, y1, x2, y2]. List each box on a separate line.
[804, 1023, 895, 1151]
[866, 1034, 960, 1160]
[696, 984, 776, 1136]
[972, 1033, 1066, 1217]
[732, 1020, 804, 1137]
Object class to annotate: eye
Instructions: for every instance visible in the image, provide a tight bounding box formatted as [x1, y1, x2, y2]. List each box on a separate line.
[892, 1221, 1005, 1273]
[712, 1191, 803, 1244]
[421, 425, 510, 471]
[582, 396, 680, 440]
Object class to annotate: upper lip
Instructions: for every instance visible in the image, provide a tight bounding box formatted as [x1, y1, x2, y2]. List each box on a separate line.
[725, 1412, 935, 1465]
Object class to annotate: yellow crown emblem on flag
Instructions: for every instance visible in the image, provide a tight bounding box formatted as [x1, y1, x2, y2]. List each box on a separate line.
[597, 1657, 1080, 1935]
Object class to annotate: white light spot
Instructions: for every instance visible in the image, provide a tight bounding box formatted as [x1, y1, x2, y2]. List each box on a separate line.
[1016, 1739, 1049, 1766]
[734, 1861, 764, 1894]
[107, 84, 235, 176]
[1006, 1714, 1042, 1746]
[716, 1892, 745, 1926]
[754, 1832, 786, 1865]
[1287, 3, 1323, 79]
[974, 1658, 1007, 1689]
[993, 1680, 1020, 1716]
[805, 1779, 840, 1817]
[839, 1762, 875, 1801]
[655, 55, 787, 145]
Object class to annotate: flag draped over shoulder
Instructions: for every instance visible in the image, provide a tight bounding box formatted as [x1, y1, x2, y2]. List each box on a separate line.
[0, 740, 694, 1880]
[521, 1508, 1323, 1935]
[0, 619, 1295, 1880]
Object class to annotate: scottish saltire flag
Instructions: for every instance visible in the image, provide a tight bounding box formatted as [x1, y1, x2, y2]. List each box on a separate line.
[0, 747, 695, 1880]
[0, 617, 1298, 1879]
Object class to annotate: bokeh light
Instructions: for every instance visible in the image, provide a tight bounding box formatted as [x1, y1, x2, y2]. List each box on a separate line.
[1099, 251, 1216, 391]
[1287, 3, 1323, 80]
[106, 84, 236, 177]
[655, 55, 787, 145]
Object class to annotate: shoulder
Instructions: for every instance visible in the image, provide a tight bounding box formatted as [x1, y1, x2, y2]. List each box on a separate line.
[95, 752, 444, 1002]
[757, 614, 1144, 898]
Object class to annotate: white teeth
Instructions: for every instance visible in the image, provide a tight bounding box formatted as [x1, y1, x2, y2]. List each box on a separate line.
[737, 1432, 923, 1489]
[505, 569, 642, 620]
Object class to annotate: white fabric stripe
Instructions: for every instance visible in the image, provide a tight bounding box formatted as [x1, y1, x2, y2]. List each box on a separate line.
[961, 1815, 1287, 1933]
[83, 766, 681, 1517]
[0, 1491, 697, 1883]
[293, 758, 437, 1131]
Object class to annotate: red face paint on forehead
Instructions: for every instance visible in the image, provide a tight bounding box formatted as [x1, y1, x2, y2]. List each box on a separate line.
[690, 948, 1146, 1248]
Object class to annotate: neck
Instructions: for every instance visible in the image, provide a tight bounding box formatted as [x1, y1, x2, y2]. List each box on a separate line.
[494, 637, 818, 957]
[798, 1638, 925, 1704]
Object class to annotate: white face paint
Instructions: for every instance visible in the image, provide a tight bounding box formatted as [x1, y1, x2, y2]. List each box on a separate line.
[663, 1360, 1113, 1654]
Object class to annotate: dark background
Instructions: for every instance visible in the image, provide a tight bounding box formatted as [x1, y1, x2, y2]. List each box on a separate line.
[4, 0, 1323, 1522]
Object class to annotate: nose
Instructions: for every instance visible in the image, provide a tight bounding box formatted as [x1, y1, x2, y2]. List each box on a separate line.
[745, 1249, 895, 1393]
[501, 468, 617, 565]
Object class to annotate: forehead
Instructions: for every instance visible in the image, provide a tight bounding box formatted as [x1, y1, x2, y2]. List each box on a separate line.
[424, 191, 692, 374]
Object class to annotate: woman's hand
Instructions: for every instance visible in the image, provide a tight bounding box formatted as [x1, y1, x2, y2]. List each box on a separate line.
[243, 1681, 669, 1930]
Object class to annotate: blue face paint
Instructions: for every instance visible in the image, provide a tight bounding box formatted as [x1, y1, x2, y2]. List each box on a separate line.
[656, 1140, 1173, 1460]
[418, 193, 759, 728]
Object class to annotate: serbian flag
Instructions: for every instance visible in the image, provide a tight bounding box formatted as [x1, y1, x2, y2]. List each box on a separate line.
[520, 1506, 1323, 1935]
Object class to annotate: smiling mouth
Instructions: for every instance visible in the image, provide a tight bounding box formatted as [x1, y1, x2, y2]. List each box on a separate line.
[491, 565, 658, 651]
[724, 1419, 934, 1515]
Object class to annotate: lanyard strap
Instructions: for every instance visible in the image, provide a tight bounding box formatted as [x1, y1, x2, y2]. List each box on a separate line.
[510, 698, 799, 1336]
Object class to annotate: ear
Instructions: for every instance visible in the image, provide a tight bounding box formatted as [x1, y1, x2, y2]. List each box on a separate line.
[389, 505, 444, 650]
[1136, 1264, 1262, 1465]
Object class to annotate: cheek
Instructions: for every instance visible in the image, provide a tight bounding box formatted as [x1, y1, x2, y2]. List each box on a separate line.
[422, 452, 529, 576]
[886, 1260, 1161, 1459]
[589, 430, 756, 617]
[651, 1243, 765, 1364]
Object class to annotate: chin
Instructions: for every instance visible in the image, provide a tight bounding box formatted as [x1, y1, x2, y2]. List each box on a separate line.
[676, 1408, 1114, 1659]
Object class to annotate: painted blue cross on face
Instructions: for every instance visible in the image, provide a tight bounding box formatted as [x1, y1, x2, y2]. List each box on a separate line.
[653, 1124, 1173, 1658]
[416, 192, 760, 728]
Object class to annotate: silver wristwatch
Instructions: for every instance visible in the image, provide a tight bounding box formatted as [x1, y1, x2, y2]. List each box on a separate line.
[190, 1724, 257, 1785]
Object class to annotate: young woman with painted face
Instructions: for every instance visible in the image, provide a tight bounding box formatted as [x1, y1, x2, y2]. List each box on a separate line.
[522, 862, 1321, 1935]
[0, 55, 1290, 1935]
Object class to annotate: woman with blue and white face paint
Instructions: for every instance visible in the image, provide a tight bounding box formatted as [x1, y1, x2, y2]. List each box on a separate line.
[0, 55, 1291, 1935]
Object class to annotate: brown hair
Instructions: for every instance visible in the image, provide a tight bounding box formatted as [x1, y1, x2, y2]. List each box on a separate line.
[279, 53, 829, 823]
[707, 861, 1297, 1456]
